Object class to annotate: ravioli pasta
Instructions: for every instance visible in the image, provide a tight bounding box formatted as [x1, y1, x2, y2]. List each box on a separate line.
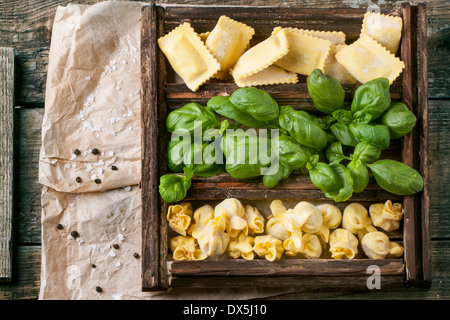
[205, 15, 255, 80]
[157, 22, 220, 92]
[361, 12, 403, 54]
[335, 33, 405, 84]
[323, 45, 360, 85]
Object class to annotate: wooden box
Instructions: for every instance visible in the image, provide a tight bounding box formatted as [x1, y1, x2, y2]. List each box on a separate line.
[140, 3, 430, 291]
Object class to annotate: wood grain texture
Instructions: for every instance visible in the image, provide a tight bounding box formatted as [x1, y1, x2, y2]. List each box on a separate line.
[0, 47, 14, 282]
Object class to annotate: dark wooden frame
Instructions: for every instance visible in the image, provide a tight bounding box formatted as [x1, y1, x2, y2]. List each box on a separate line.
[140, 3, 430, 291]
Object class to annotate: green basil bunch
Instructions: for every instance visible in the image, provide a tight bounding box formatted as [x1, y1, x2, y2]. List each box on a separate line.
[349, 122, 391, 150]
[307, 69, 346, 114]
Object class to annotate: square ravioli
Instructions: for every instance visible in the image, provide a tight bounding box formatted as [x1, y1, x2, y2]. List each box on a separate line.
[231, 28, 289, 80]
[323, 44, 360, 85]
[205, 15, 255, 79]
[335, 33, 405, 84]
[158, 22, 220, 92]
[295, 28, 346, 45]
[272, 27, 332, 76]
[361, 12, 403, 54]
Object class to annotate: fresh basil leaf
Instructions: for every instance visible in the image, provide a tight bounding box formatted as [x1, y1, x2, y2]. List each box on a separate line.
[351, 141, 381, 164]
[349, 122, 391, 150]
[330, 122, 359, 147]
[379, 102, 417, 139]
[326, 163, 354, 202]
[230, 87, 279, 121]
[367, 159, 424, 195]
[307, 69, 345, 114]
[184, 141, 223, 178]
[325, 142, 351, 164]
[166, 103, 220, 135]
[307, 160, 343, 196]
[351, 77, 391, 121]
[347, 160, 369, 193]
[263, 164, 292, 188]
[279, 106, 328, 151]
[167, 138, 191, 173]
[207, 96, 266, 128]
[158, 167, 193, 203]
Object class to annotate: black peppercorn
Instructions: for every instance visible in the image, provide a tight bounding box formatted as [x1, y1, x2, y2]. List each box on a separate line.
[73, 149, 81, 155]
[92, 148, 99, 155]
[71, 231, 79, 238]
[95, 286, 103, 293]
[56, 223, 63, 230]
[133, 252, 140, 259]
[91, 264, 96, 268]
[95, 178, 101, 184]
[111, 165, 118, 171]
[113, 244, 120, 249]
[76, 176, 82, 183]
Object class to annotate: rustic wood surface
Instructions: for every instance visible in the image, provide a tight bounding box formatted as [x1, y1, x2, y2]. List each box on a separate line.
[0, 47, 14, 282]
[0, 0, 449, 299]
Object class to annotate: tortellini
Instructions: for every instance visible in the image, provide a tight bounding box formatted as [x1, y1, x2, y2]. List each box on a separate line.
[316, 203, 342, 230]
[166, 202, 193, 236]
[342, 203, 377, 241]
[369, 200, 404, 231]
[253, 235, 284, 261]
[244, 205, 265, 235]
[329, 228, 359, 259]
[188, 204, 230, 257]
[227, 232, 255, 260]
[214, 198, 248, 238]
[361, 231, 404, 259]
[168, 198, 405, 261]
[170, 236, 207, 261]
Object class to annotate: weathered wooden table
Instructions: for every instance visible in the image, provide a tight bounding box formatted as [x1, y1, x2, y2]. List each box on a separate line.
[0, 0, 449, 299]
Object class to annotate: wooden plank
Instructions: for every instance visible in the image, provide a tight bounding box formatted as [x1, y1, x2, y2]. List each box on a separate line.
[0, 47, 14, 282]
[417, 3, 432, 287]
[140, 3, 169, 292]
[400, 3, 422, 287]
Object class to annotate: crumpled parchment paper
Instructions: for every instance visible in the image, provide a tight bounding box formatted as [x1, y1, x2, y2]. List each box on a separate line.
[38, 0, 295, 300]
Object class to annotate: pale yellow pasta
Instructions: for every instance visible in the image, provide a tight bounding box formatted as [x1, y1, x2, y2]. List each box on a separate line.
[300, 233, 322, 259]
[270, 199, 288, 218]
[157, 22, 220, 92]
[342, 202, 377, 241]
[234, 65, 298, 87]
[170, 236, 207, 261]
[329, 228, 359, 259]
[231, 28, 289, 80]
[243, 205, 265, 235]
[316, 203, 342, 229]
[282, 228, 303, 256]
[214, 198, 248, 237]
[266, 215, 290, 241]
[295, 28, 346, 45]
[205, 15, 255, 79]
[291, 201, 323, 234]
[199, 31, 210, 43]
[369, 200, 404, 231]
[323, 45, 360, 85]
[335, 33, 405, 84]
[361, 12, 403, 54]
[272, 27, 332, 76]
[253, 235, 284, 261]
[227, 232, 255, 260]
[187, 204, 215, 238]
[315, 224, 330, 249]
[194, 216, 230, 256]
[166, 202, 193, 236]
[361, 231, 404, 259]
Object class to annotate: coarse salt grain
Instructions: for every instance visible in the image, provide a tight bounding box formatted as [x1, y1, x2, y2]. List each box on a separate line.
[108, 250, 117, 257]
[118, 234, 125, 242]
[112, 293, 123, 300]
[76, 237, 85, 245]
[124, 186, 131, 192]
